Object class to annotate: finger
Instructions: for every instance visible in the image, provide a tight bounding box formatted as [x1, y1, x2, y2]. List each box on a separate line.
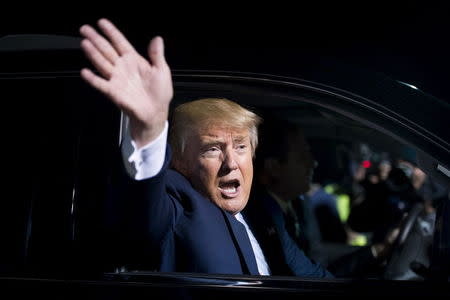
[81, 39, 114, 78]
[147, 36, 167, 68]
[80, 68, 110, 96]
[97, 18, 135, 55]
[80, 24, 119, 64]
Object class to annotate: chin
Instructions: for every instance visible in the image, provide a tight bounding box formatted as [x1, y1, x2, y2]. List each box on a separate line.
[218, 199, 247, 215]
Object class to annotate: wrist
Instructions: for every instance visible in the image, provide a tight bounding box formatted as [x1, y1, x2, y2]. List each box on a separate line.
[130, 118, 167, 149]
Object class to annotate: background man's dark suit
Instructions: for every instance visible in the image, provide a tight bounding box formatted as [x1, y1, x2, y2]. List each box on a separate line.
[247, 187, 385, 278]
[244, 187, 332, 277]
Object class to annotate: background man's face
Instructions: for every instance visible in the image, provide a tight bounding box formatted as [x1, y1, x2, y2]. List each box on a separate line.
[181, 123, 254, 215]
[278, 130, 316, 199]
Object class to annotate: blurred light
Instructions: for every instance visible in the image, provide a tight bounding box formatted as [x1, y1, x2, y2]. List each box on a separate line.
[398, 81, 419, 90]
[362, 160, 371, 168]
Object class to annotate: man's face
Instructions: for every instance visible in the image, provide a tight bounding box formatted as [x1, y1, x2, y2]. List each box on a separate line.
[181, 123, 254, 215]
[279, 130, 316, 199]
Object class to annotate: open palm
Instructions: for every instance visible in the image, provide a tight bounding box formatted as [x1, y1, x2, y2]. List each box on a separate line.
[80, 19, 173, 146]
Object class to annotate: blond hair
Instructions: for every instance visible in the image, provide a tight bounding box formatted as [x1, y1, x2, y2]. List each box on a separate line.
[169, 98, 262, 161]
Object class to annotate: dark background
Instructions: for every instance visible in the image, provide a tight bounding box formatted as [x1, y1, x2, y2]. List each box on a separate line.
[1, 2, 449, 102]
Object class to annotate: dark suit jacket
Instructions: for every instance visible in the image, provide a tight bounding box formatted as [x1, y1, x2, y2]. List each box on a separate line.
[244, 188, 333, 277]
[106, 146, 332, 278]
[259, 187, 382, 278]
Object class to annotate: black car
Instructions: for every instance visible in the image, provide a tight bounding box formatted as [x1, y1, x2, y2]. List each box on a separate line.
[0, 24, 449, 298]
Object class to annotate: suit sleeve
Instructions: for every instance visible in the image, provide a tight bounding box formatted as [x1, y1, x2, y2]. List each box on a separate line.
[103, 134, 177, 270]
[279, 227, 334, 278]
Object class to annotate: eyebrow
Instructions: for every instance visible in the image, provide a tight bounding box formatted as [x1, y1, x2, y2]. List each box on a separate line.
[200, 135, 249, 144]
[233, 135, 249, 143]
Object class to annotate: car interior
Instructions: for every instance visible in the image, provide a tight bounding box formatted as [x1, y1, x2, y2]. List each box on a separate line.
[169, 86, 448, 281]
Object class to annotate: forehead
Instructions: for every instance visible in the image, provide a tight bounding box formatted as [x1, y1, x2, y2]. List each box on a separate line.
[201, 126, 248, 139]
[193, 123, 249, 142]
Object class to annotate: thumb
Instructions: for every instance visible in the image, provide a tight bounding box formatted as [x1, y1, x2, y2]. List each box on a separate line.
[147, 36, 167, 68]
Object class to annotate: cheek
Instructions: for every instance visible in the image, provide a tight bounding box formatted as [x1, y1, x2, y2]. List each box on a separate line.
[197, 160, 221, 187]
[241, 158, 254, 186]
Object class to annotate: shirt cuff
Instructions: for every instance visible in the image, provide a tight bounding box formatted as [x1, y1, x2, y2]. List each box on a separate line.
[127, 121, 169, 180]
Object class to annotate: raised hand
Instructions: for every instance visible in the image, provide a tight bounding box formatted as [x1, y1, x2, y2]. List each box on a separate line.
[80, 18, 173, 148]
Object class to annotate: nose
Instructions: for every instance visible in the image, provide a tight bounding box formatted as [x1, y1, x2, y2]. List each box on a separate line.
[221, 148, 238, 173]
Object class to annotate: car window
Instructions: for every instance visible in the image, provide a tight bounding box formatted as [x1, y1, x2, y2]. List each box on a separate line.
[165, 84, 450, 281]
[1, 70, 448, 285]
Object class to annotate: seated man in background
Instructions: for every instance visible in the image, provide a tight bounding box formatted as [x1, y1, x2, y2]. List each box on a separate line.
[253, 117, 399, 277]
[80, 18, 332, 277]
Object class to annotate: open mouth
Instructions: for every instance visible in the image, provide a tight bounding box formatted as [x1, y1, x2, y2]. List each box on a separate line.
[218, 179, 241, 198]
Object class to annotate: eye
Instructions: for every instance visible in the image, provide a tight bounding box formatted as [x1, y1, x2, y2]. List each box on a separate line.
[205, 146, 221, 154]
[202, 146, 221, 158]
[236, 144, 248, 152]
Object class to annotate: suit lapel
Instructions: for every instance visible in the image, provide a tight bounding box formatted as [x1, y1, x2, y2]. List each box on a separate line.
[244, 192, 293, 276]
[222, 211, 259, 275]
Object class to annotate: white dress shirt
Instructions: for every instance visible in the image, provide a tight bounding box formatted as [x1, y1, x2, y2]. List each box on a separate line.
[235, 213, 271, 275]
[124, 122, 270, 275]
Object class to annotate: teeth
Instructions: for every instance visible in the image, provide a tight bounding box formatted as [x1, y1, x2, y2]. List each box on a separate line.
[223, 187, 236, 193]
